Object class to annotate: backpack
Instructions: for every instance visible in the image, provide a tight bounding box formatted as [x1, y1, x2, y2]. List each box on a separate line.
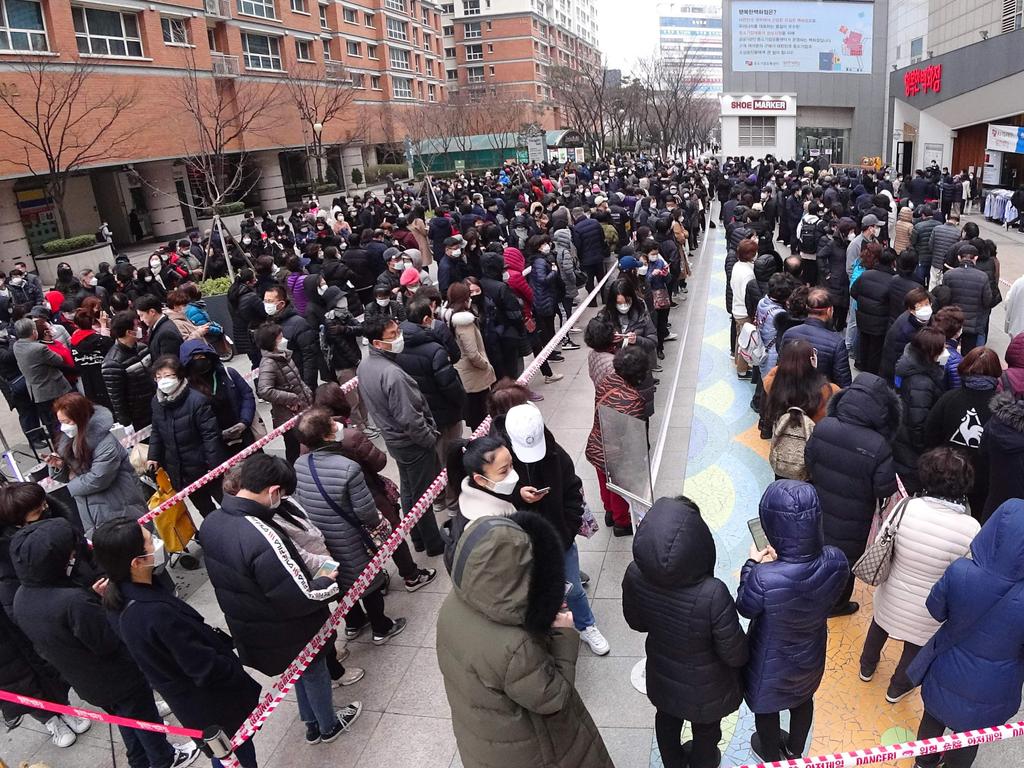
[769, 407, 815, 480]
[736, 322, 768, 367]
[799, 219, 820, 254]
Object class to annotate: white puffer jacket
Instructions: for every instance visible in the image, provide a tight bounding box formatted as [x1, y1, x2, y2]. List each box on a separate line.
[872, 497, 980, 646]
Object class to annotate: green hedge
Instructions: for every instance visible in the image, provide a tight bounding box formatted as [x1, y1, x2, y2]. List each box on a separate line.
[363, 164, 408, 184]
[196, 276, 232, 297]
[350, 168, 363, 186]
[42, 234, 97, 254]
[200, 201, 248, 217]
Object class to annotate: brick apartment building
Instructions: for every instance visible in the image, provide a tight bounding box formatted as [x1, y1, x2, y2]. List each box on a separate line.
[0, 0, 449, 263]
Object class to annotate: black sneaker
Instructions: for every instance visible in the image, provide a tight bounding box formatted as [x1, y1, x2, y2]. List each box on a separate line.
[372, 616, 408, 645]
[562, 340, 581, 351]
[344, 620, 369, 641]
[612, 523, 634, 537]
[682, 741, 721, 768]
[886, 682, 915, 703]
[170, 740, 201, 767]
[404, 568, 437, 592]
[319, 703, 363, 743]
[579, 570, 590, 587]
[828, 601, 860, 618]
[859, 661, 876, 682]
[305, 722, 321, 745]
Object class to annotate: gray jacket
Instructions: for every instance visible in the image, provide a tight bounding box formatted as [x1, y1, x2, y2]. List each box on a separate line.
[55, 406, 148, 533]
[12, 339, 73, 403]
[910, 218, 940, 266]
[942, 263, 993, 334]
[552, 227, 578, 301]
[928, 224, 962, 271]
[357, 346, 437, 450]
[292, 446, 385, 593]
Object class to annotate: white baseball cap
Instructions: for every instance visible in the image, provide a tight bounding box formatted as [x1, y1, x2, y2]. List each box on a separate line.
[504, 403, 547, 463]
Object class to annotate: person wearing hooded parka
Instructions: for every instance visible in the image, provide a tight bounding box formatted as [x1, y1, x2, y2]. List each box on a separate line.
[737, 480, 848, 763]
[622, 496, 748, 768]
[436, 512, 612, 768]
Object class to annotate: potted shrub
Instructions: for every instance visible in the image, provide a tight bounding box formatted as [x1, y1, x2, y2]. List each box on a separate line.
[195, 276, 233, 333]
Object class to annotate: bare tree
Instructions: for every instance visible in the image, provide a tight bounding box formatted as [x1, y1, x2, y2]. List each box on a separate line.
[0, 57, 138, 236]
[548, 60, 610, 157]
[283, 62, 359, 187]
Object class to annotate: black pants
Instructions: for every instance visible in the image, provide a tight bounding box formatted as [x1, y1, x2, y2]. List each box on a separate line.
[9, 378, 42, 444]
[495, 339, 522, 382]
[35, 398, 60, 441]
[655, 307, 670, 352]
[344, 587, 393, 636]
[729, 312, 738, 356]
[104, 687, 176, 768]
[916, 710, 979, 767]
[464, 390, 490, 432]
[583, 263, 603, 305]
[377, 496, 419, 581]
[388, 440, 444, 554]
[528, 329, 554, 377]
[754, 697, 814, 761]
[858, 331, 884, 375]
[859, 619, 921, 692]
[284, 429, 301, 465]
[960, 332, 980, 356]
[188, 477, 222, 518]
[655, 711, 721, 768]
[800, 258, 818, 286]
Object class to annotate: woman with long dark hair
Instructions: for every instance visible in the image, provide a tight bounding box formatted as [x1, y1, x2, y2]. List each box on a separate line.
[445, 281, 496, 431]
[763, 340, 840, 426]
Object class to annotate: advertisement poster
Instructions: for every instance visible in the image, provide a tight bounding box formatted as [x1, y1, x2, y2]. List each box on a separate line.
[986, 124, 1024, 154]
[983, 151, 1003, 186]
[732, 1, 873, 74]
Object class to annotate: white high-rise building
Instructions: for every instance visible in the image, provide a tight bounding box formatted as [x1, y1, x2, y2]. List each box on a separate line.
[658, 0, 723, 95]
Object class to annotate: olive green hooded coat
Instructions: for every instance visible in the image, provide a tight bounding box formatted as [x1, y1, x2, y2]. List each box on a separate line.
[436, 513, 613, 768]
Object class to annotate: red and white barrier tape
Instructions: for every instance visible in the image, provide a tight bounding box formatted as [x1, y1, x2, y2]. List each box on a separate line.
[0, 689, 203, 739]
[730, 718, 1024, 768]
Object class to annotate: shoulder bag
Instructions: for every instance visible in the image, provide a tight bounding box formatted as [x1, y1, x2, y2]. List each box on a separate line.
[852, 496, 911, 586]
[306, 454, 392, 554]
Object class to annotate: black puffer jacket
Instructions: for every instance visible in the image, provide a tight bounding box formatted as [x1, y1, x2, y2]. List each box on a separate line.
[572, 216, 608, 268]
[395, 321, 466, 429]
[819, 236, 849, 305]
[781, 318, 852, 388]
[978, 392, 1024, 521]
[622, 497, 748, 723]
[942, 263, 992, 334]
[804, 373, 900, 565]
[892, 348, 946, 490]
[744, 253, 780, 319]
[227, 281, 264, 356]
[851, 267, 895, 336]
[101, 340, 155, 430]
[479, 251, 526, 342]
[10, 518, 151, 708]
[148, 385, 228, 490]
[880, 312, 925, 384]
[276, 304, 320, 390]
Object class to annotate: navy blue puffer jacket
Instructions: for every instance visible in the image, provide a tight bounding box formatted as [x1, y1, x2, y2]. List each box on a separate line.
[572, 217, 607, 268]
[736, 481, 849, 713]
[528, 253, 559, 318]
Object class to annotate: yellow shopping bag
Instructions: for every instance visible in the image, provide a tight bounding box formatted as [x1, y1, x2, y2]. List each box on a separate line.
[148, 468, 197, 553]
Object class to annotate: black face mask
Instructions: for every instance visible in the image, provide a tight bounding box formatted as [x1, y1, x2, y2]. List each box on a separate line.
[190, 358, 213, 376]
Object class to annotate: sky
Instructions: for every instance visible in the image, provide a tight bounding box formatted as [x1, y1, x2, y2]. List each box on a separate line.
[597, 0, 660, 75]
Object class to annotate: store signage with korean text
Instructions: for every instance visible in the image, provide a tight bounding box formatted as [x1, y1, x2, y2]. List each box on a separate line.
[986, 124, 1024, 154]
[904, 64, 942, 97]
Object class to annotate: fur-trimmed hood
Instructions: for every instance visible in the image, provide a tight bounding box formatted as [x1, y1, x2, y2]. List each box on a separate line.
[449, 511, 565, 635]
[989, 391, 1024, 435]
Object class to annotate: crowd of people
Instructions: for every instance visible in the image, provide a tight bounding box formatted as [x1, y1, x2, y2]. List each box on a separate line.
[0, 151, 1021, 768]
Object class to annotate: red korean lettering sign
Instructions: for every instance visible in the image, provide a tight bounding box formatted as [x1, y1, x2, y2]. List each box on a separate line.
[904, 64, 942, 97]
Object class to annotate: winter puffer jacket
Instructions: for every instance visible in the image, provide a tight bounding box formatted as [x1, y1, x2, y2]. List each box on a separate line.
[928, 223, 961, 270]
[622, 497, 748, 723]
[907, 500, 1024, 732]
[1000, 332, 1024, 396]
[851, 267, 896, 337]
[552, 227, 579, 301]
[572, 216, 608, 269]
[276, 304, 320, 390]
[942, 263, 992, 334]
[587, 349, 615, 389]
[910, 217, 940, 269]
[256, 349, 312, 427]
[880, 311, 926, 384]
[819, 235, 851, 307]
[101, 340, 155, 430]
[450, 311, 496, 394]
[736, 481, 848, 713]
[227, 281, 264, 355]
[892, 347, 946, 489]
[780, 318, 852, 388]
[10, 518, 151, 708]
[872, 497, 978, 646]
[200, 493, 339, 675]
[893, 207, 914, 254]
[55, 406, 147, 533]
[528, 253, 559, 318]
[285, 271, 309, 317]
[479, 251, 526, 342]
[293, 446, 386, 594]
[69, 329, 113, 408]
[804, 373, 899, 565]
[148, 385, 228, 490]
[978, 392, 1024, 521]
[395, 321, 466, 429]
[320, 287, 363, 372]
[436, 513, 613, 768]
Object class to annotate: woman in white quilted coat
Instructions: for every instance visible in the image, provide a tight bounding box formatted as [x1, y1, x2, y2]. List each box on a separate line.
[858, 447, 980, 704]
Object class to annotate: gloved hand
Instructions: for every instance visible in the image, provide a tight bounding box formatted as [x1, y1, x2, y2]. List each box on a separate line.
[221, 423, 247, 442]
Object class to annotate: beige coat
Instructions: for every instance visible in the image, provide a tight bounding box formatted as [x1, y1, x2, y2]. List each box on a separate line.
[872, 496, 980, 646]
[451, 311, 496, 393]
[410, 217, 432, 265]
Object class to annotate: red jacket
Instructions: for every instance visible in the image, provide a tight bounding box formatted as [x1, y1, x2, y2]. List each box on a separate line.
[502, 247, 533, 320]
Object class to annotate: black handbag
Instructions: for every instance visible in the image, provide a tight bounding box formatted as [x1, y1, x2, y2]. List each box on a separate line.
[306, 454, 391, 556]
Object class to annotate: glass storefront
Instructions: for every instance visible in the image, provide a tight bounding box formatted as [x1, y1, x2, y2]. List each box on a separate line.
[796, 128, 850, 165]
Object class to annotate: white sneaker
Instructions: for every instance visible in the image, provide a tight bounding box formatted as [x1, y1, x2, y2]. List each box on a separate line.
[45, 715, 77, 748]
[170, 740, 202, 767]
[61, 714, 92, 734]
[544, 373, 564, 384]
[338, 667, 365, 686]
[664, 332, 679, 342]
[579, 625, 611, 656]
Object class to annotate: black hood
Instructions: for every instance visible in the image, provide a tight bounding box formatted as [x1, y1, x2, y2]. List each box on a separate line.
[480, 251, 505, 280]
[631, 497, 715, 588]
[398, 320, 436, 349]
[829, 372, 901, 437]
[894, 346, 944, 384]
[752, 253, 779, 284]
[302, 273, 324, 303]
[9, 517, 79, 588]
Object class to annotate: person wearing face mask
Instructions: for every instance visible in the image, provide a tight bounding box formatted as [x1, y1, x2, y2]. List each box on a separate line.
[256, 323, 313, 465]
[181, 340, 256, 455]
[358, 317, 445, 556]
[364, 283, 407, 324]
[148, 355, 228, 517]
[880, 288, 934, 384]
[91, 518, 263, 768]
[4, 267, 44, 308]
[292, 408, 408, 645]
[101, 311, 156, 431]
[891, 328, 950, 493]
[11, 317, 74, 441]
[318, 286, 371, 431]
[438, 236, 469, 296]
[10, 516, 202, 768]
[226, 268, 265, 369]
[263, 285, 320, 390]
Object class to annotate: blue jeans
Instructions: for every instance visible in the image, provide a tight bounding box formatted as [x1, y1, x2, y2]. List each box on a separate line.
[564, 543, 595, 631]
[213, 739, 257, 768]
[294, 654, 336, 732]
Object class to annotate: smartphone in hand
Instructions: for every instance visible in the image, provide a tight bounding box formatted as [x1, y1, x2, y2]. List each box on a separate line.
[314, 559, 340, 580]
[747, 518, 768, 551]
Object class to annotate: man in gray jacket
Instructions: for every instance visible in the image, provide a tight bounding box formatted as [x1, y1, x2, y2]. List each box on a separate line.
[909, 206, 940, 286]
[357, 316, 444, 555]
[11, 317, 72, 440]
[927, 212, 961, 288]
[942, 245, 992, 354]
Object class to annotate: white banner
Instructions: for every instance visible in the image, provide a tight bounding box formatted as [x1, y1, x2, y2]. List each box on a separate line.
[986, 124, 1024, 154]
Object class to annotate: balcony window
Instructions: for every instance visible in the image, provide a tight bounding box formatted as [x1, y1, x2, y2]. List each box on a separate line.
[241, 32, 282, 69]
[367, 43, 378, 58]
[237, 0, 275, 18]
[371, 74, 381, 89]
[290, 0, 307, 13]
[389, 47, 409, 69]
[295, 39, 312, 60]
[160, 17, 191, 46]
[322, 38, 331, 58]
[463, 0, 479, 15]
[465, 43, 481, 60]
[72, 6, 143, 57]
[392, 76, 412, 98]
[342, 7, 357, 23]
[0, 0, 48, 52]
[384, 0, 404, 11]
[467, 65, 483, 83]
[463, 20, 480, 37]
[386, 17, 408, 40]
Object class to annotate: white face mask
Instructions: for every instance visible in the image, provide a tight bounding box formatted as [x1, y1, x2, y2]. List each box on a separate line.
[59, 422, 78, 439]
[937, 348, 951, 366]
[539, 245, 551, 255]
[617, 302, 632, 314]
[334, 423, 346, 442]
[264, 302, 279, 316]
[156, 376, 179, 394]
[485, 467, 519, 496]
[914, 306, 933, 323]
[502, 271, 511, 282]
[376, 297, 390, 307]
[637, 265, 648, 276]
[150, 260, 161, 270]
[242, 237, 252, 245]
[325, 309, 337, 320]
[10, 277, 24, 287]
[385, 333, 405, 354]
[268, 488, 282, 510]
[450, 248, 462, 258]
[144, 275, 154, 282]
[276, 337, 289, 353]
[88, 277, 98, 287]
[137, 538, 165, 570]
[317, 284, 328, 296]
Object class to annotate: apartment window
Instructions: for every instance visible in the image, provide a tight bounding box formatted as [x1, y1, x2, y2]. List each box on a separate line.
[392, 76, 412, 98]
[237, 0, 275, 18]
[367, 43, 378, 58]
[364, 12, 374, 26]
[738, 116, 776, 147]
[290, 0, 307, 13]
[350, 71, 365, 87]
[442, 23, 453, 35]
[464, 0, 480, 15]
[72, 6, 143, 57]
[910, 36, 924, 63]
[207, 28, 218, 51]
[371, 74, 382, 89]
[295, 39, 312, 60]
[322, 38, 331, 58]
[423, 32, 431, 50]
[465, 43, 482, 60]
[389, 46, 410, 69]
[241, 32, 282, 69]
[318, 4, 328, 27]
[463, 20, 480, 37]
[446, 67, 456, 79]
[486, 20, 491, 30]
[160, 17, 190, 46]
[486, 42, 492, 52]
[386, 17, 408, 40]
[421, 8, 429, 24]
[488, 63, 494, 75]
[414, 53, 421, 71]
[444, 46, 454, 57]
[384, 0, 404, 10]
[0, 0, 48, 52]
[428, 83, 436, 101]
[441, 2, 453, 12]
[467, 65, 484, 83]
[346, 40, 361, 56]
